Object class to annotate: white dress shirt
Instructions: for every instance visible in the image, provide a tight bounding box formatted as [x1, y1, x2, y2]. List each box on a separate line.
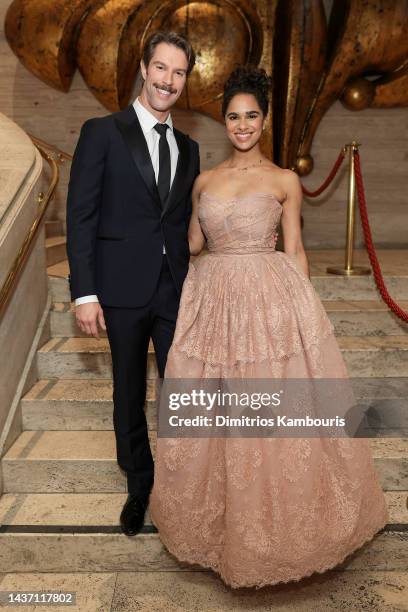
[75, 97, 179, 306]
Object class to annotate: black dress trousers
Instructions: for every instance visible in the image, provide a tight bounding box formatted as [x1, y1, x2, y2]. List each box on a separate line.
[102, 255, 179, 496]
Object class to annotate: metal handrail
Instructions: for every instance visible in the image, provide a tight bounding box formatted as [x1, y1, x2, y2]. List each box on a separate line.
[28, 134, 73, 162]
[0, 143, 60, 319]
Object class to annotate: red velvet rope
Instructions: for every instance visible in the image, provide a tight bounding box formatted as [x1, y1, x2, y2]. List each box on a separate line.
[354, 151, 408, 323]
[301, 148, 346, 197]
[300, 146, 408, 323]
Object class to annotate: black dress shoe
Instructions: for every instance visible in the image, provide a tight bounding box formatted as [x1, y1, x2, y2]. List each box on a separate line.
[120, 494, 148, 536]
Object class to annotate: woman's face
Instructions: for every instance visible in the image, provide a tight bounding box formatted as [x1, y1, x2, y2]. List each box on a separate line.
[225, 93, 265, 151]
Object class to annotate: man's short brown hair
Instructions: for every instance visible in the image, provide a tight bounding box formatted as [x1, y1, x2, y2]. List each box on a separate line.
[142, 31, 196, 76]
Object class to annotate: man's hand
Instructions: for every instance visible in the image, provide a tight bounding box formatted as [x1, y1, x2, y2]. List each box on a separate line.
[75, 302, 106, 339]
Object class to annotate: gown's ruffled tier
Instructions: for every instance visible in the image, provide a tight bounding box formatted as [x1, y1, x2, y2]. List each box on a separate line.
[149, 192, 389, 589]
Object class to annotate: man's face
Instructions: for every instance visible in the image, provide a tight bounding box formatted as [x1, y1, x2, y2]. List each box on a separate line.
[140, 42, 188, 116]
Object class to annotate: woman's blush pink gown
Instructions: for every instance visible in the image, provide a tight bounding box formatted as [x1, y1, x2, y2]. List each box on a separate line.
[148, 191, 388, 589]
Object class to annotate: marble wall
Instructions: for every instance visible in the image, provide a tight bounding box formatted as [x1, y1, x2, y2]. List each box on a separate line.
[0, 0, 407, 248]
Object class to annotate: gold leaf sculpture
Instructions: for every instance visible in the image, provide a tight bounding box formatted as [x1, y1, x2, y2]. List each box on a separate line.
[4, 0, 408, 172]
[273, 0, 327, 172]
[75, 0, 146, 111]
[4, 0, 95, 91]
[296, 0, 408, 173]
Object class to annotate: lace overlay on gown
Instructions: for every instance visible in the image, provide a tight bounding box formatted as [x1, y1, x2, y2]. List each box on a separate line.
[149, 191, 389, 589]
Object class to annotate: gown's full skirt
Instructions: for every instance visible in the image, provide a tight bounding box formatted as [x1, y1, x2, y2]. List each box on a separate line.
[149, 192, 388, 588]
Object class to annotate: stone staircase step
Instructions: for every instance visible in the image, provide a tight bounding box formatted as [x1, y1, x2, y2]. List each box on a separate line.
[45, 236, 67, 267]
[337, 336, 408, 377]
[36, 336, 408, 379]
[50, 300, 408, 338]
[351, 377, 408, 399]
[0, 492, 146, 526]
[323, 300, 408, 336]
[312, 276, 408, 301]
[49, 271, 408, 306]
[0, 490, 405, 530]
[1, 532, 402, 575]
[21, 379, 156, 431]
[1, 571, 407, 611]
[36, 338, 157, 380]
[47, 253, 408, 303]
[44, 220, 64, 239]
[20, 377, 408, 432]
[308, 250, 408, 277]
[1, 431, 128, 493]
[0, 491, 406, 573]
[2, 432, 407, 493]
[47, 251, 408, 278]
[48, 263, 70, 302]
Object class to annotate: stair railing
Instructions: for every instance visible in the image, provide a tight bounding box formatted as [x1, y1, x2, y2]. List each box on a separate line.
[0, 142, 60, 319]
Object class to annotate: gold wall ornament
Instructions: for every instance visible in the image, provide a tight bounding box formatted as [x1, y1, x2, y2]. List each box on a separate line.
[295, 154, 314, 177]
[5, 0, 95, 91]
[76, 0, 146, 111]
[340, 77, 376, 111]
[296, 0, 408, 173]
[4, 0, 408, 170]
[272, 0, 327, 171]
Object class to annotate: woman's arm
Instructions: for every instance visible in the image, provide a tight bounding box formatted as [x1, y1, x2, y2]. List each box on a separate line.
[188, 173, 207, 256]
[280, 170, 310, 278]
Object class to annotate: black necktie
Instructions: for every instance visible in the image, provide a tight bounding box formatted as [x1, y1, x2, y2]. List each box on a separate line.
[154, 123, 171, 207]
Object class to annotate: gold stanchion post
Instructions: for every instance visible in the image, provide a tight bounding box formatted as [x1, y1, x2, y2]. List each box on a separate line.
[327, 141, 370, 276]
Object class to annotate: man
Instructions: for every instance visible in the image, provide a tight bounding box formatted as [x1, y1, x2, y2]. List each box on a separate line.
[66, 31, 200, 536]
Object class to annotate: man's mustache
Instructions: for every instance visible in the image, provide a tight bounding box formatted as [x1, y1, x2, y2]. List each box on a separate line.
[153, 83, 177, 94]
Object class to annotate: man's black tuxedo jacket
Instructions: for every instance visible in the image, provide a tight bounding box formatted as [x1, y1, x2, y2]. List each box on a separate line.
[66, 105, 200, 307]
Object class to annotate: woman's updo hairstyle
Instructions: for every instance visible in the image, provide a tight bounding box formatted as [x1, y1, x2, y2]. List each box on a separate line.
[222, 66, 272, 117]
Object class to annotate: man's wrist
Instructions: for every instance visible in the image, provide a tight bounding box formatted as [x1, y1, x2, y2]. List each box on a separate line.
[75, 295, 99, 306]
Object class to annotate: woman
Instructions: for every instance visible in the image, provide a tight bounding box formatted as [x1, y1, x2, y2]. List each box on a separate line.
[149, 67, 388, 588]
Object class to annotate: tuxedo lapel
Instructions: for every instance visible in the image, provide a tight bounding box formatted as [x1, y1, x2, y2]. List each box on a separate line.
[114, 107, 162, 211]
[161, 129, 191, 219]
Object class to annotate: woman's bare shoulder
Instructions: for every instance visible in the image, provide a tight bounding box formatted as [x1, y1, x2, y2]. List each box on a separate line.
[280, 168, 302, 190]
[257, 164, 294, 198]
[193, 169, 212, 191]
[194, 166, 225, 192]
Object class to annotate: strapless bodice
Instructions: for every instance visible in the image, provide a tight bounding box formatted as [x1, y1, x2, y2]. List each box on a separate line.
[198, 191, 283, 254]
